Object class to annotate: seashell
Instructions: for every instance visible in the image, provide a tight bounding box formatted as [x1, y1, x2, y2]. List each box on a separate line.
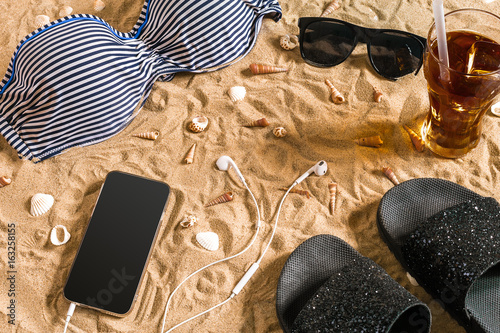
[180, 215, 197, 228]
[354, 135, 383, 148]
[94, 0, 106, 11]
[228, 86, 246, 102]
[0, 176, 12, 187]
[205, 191, 234, 207]
[189, 116, 209, 133]
[184, 143, 196, 164]
[132, 131, 159, 141]
[328, 182, 337, 214]
[320, 0, 341, 17]
[382, 166, 399, 185]
[373, 87, 383, 103]
[21, 229, 47, 249]
[407, 272, 419, 286]
[279, 187, 311, 199]
[280, 34, 299, 50]
[403, 125, 425, 152]
[324, 79, 345, 104]
[59, 6, 73, 17]
[50, 225, 71, 246]
[196, 232, 219, 251]
[246, 117, 270, 127]
[273, 126, 287, 138]
[30, 193, 54, 217]
[34, 15, 50, 28]
[249, 63, 288, 75]
[491, 102, 500, 117]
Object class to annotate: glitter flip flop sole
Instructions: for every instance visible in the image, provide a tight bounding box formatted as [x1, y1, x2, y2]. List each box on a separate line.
[276, 234, 431, 333]
[377, 178, 500, 333]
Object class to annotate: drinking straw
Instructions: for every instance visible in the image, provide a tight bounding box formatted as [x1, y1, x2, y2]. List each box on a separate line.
[432, 0, 450, 79]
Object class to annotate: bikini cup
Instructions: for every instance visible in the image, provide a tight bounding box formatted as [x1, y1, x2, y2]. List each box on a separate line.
[0, 0, 282, 162]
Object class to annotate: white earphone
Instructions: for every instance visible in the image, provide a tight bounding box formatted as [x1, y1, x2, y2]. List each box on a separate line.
[216, 156, 246, 184]
[293, 160, 328, 185]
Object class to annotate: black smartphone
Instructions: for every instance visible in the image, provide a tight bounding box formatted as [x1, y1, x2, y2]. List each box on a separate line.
[63, 171, 170, 316]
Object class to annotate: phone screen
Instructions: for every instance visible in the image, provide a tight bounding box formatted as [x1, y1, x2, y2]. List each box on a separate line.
[63, 171, 170, 315]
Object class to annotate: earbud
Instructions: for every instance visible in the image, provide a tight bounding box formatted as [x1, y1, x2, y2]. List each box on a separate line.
[216, 156, 246, 184]
[293, 160, 328, 185]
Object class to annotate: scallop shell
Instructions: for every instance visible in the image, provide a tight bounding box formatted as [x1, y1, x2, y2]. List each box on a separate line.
[21, 229, 47, 249]
[273, 127, 287, 138]
[354, 135, 383, 148]
[382, 166, 399, 185]
[50, 225, 71, 246]
[34, 15, 50, 28]
[246, 117, 270, 127]
[325, 79, 345, 104]
[189, 116, 209, 133]
[94, 0, 106, 11]
[320, 0, 341, 17]
[59, 6, 73, 17]
[0, 176, 12, 187]
[184, 143, 196, 164]
[196, 232, 219, 251]
[30, 193, 54, 217]
[205, 191, 233, 207]
[249, 63, 288, 75]
[280, 34, 299, 50]
[228, 86, 246, 102]
[180, 215, 197, 228]
[403, 125, 425, 152]
[132, 131, 159, 140]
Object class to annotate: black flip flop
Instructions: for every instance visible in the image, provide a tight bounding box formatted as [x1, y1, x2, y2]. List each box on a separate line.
[377, 178, 500, 333]
[276, 234, 431, 333]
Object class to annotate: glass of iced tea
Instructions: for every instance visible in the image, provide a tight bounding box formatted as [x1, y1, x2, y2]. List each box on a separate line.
[422, 9, 500, 158]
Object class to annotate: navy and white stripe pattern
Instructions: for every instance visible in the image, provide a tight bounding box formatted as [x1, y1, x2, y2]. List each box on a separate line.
[0, 0, 282, 162]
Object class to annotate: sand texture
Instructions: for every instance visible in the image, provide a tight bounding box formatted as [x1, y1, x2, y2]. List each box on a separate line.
[1, 0, 500, 332]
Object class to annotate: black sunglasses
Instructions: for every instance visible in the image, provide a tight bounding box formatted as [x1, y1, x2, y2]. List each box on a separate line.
[298, 17, 427, 80]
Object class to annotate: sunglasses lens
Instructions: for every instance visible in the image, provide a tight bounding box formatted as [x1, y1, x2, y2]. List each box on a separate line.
[302, 21, 356, 66]
[370, 32, 423, 79]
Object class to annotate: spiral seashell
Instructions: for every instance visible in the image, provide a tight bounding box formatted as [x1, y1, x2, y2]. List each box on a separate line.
[273, 126, 287, 138]
[132, 131, 159, 141]
[94, 0, 106, 11]
[382, 166, 399, 185]
[21, 229, 47, 249]
[324, 79, 345, 104]
[246, 118, 270, 127]
[34, 15, 50, 28]
[279, 187, 311, 199]
[249, 63, 288, 75]
[320, 0, 341, 17]
[228, 86, 246, 102]
[59, 6, 73, 17]
[373, 87, 383, 103]
[180, 215, 197, 228]
[205, 191, 234, 207]
[280, 34, 299, 50]
[328, 182, 337, 214]
[354, 135, 383, 148]
[30, 193, 54, 217]
[196, 232, 219, 251]
[184, 143, 196, 164]
[403, 125, 425, 152]
[0, 176, 12, 187]
[50, 225, 71, 246]
[189, 116, 209, 133]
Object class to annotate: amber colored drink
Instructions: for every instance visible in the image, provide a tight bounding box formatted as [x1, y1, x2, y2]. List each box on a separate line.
[422, 24, 500, 158]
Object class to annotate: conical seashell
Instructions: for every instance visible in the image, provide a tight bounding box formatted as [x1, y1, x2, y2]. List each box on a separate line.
[246, 117, 270, 127]
[328, 182, 337, 214]
[30, 193, 54, 217]
[0, 176, 11, 187]
[205, 191, 234, 207]
[320, 0, 341, 17]
[373, 87, 383, 103]
[249, 63, 288, 75]
[228, 86, 246, 102]
[189, 116, 209, 133]
[403, 125, 425, 152]
[132, 131, 159, 141]
[50, 225, 71, 246]
[382, 166, 399, 185]
[184, 143, 196, 164]
[34, 15, 50, 28]
[59, 5, 73, 17]
[180, 215, 197, 228]
[273, 126, 287, 138]
[280, 34, 299, 50]
[325, 79, 345, 104]
[21, 229, 47, 249]
[94, 0, 106, 11]
[355, 135, 383, 148]
[196, 232, 219, 251]
[279, 187, 311, 199]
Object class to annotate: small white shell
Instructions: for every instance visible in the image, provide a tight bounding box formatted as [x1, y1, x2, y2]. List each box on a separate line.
[491, 102, 500, 117]
[189, 116, 209, 133]
[196, 232, 219, 251]
[59, 6, 73, 17]
[34, 15, 50, 28]
[180, 215, 197, 228]
[50, 225, 71, 246]
[228, 86, 246, 102]
[30, 193, 54, 217]
[280, 34, 299, 50]
[94, 0, 106, 11]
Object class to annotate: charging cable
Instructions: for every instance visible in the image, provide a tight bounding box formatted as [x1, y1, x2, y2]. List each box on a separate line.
[63, 302, 76, 333]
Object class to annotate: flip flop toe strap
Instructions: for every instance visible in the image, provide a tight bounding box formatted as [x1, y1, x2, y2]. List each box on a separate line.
[402, 197, 500, 320]
[291, 256, 430, 332]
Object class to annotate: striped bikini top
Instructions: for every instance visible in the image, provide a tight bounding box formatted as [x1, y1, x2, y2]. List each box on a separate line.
[0, 0, 282, 162]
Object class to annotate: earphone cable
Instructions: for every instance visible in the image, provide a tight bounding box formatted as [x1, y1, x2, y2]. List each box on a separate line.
[63, 302, 76, 333]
